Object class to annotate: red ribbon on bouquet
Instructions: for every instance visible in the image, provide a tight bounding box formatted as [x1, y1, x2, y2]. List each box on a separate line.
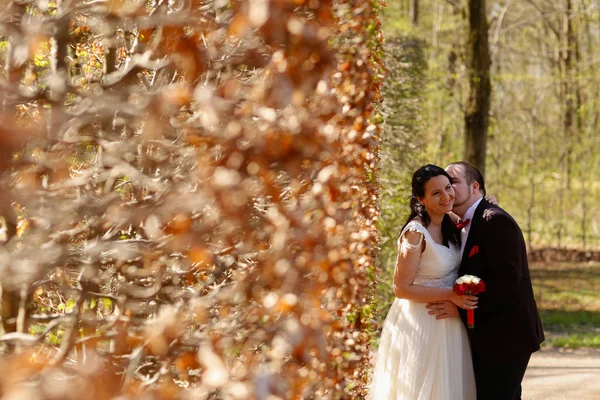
[453, 275, 486, 329]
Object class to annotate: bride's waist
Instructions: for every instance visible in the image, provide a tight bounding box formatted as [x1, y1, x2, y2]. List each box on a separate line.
[412, 275, 456, 289]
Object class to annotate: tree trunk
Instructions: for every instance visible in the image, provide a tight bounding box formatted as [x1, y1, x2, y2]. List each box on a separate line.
[562, 0, 577, 190]
[557, 0, 579, 247]
[527, 123, 536, 252]
[464, 0, 491, 176]
[410, 0, 419, 26]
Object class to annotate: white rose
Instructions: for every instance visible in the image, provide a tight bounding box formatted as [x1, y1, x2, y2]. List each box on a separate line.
[472, 277, 481, 285]
[456, 277, 465, 284]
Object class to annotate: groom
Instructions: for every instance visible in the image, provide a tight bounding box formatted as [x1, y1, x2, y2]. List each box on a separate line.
[427, 161, 544, 400]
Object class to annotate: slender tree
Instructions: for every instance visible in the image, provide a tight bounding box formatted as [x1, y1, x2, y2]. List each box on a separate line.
[464, 0, 492, 175]
[410, 0, 419, 26]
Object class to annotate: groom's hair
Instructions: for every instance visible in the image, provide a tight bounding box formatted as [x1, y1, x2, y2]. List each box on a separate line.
[449, 161, 486, 196]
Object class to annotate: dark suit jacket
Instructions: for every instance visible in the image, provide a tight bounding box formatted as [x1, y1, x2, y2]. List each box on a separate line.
[459, 199, 545, 364]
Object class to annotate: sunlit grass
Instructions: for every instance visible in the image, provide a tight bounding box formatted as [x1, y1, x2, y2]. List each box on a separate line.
[540, 310, 600, 329]
[531, 261, 600, 348]
[550, 334, 600, 349]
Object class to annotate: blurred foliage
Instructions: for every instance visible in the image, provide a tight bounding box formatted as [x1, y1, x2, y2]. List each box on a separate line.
[0, 0, 384, 398]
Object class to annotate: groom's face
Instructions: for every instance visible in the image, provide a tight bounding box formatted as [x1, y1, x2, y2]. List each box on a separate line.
[446, 165, 473, 210]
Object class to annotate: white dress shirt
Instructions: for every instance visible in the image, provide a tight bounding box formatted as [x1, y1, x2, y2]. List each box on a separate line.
[459, 197, 484, 259]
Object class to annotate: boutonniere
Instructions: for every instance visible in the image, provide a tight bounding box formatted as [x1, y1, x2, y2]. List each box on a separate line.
[469, 245, 479, 257]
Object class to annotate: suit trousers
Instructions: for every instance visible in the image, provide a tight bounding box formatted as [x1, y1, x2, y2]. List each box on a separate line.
[472, 351, 531, 400]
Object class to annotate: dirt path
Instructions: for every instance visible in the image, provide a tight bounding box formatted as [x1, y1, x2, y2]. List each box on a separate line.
[522, 348, 600, 400]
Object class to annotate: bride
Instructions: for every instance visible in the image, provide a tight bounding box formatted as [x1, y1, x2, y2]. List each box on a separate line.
[369, 164, 477, 400]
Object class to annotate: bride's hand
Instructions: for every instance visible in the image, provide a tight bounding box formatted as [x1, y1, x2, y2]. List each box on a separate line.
[447, 211, 460, 223]
[450, 293, 478, 310]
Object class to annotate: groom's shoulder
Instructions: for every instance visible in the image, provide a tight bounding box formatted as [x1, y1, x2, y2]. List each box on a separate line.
[481, 203, 520, 230]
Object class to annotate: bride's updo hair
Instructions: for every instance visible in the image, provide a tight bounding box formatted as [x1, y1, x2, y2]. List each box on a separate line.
[401, 164, 460, 248]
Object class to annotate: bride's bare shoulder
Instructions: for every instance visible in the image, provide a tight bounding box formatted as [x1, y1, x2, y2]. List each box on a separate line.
[411, 217, 424, 226]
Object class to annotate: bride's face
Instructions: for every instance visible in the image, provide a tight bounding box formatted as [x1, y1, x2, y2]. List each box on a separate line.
[418, 175, 455, 217]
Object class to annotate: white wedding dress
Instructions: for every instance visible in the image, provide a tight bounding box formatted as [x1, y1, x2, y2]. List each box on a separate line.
[369, 220, 476, 400]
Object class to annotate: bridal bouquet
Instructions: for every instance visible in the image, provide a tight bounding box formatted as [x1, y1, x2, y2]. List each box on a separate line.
[453, 275, 486, 329]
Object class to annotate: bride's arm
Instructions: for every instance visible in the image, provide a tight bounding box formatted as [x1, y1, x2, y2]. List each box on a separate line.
[393, 231, 478, 309]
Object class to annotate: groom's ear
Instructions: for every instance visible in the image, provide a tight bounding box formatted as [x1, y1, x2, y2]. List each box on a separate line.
[472, 181, 480, 195]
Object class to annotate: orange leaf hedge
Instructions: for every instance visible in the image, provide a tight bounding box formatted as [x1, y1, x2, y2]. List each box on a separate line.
[0, 0, 384, 398]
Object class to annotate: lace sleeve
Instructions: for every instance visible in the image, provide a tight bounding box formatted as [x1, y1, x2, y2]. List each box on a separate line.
[398, 227, 425, 254]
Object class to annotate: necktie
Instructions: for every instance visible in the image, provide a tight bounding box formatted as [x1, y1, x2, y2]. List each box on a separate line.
[455, 218, 471, 230]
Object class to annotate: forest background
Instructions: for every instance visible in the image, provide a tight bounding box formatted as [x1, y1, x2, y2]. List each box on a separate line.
[378, 0, 600, 303]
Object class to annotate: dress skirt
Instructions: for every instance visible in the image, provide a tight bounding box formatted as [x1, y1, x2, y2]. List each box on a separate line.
[369, 298, 476, 400]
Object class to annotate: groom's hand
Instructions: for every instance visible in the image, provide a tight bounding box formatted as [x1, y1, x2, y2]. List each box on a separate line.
[426, 301, 459, 319]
